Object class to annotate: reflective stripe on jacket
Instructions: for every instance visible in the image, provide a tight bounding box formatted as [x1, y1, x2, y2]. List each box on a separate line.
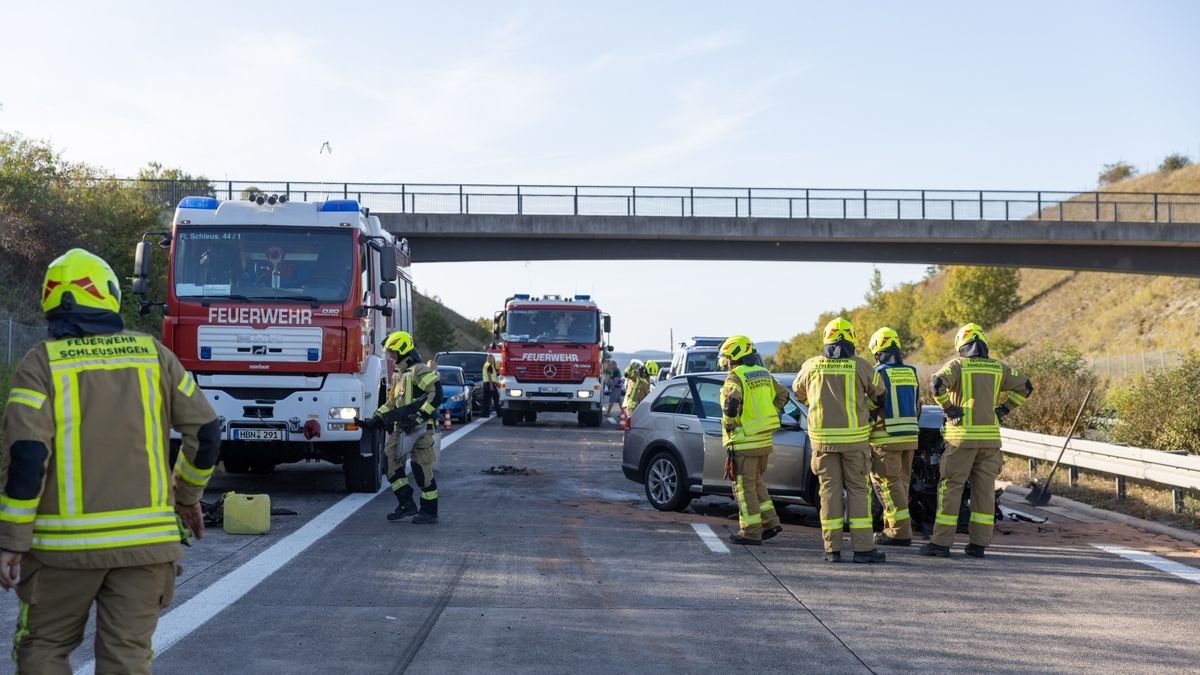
[720, 365, 783, 451]
[0, 332, 218, 567]
[934, 357, 1031, 446]
[869, 364, 919, 447]
[793, 355, 882, 447]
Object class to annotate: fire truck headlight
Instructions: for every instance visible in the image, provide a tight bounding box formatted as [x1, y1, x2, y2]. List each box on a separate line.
[577, 390, 593, 399]
[330, 407, 359, 420]
[508, 389, 524, 398]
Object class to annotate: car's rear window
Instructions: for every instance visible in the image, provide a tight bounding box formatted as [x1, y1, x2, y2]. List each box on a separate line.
[685, 351, 720, 373]
[436, 352, 487, 375]
[437, 368, 465, 386]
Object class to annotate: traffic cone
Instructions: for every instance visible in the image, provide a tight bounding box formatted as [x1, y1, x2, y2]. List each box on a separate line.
[442, 408, 453, 430]
[617, 409, 630, 430]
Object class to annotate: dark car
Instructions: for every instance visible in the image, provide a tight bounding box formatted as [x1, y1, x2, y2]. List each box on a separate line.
[434, 351, 489, 413]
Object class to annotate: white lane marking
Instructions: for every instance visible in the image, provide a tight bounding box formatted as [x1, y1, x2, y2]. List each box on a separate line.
[692, 523, 731, 553]
[75, 416, 493, 674]
[1092, 543, 1200, 585]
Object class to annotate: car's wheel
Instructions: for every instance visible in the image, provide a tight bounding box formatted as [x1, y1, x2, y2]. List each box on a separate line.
[643, 450, 692, 512]
[501, 410, 520, 426]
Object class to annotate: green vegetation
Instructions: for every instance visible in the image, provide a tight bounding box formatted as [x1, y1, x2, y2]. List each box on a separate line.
[1006, 345, 1101, 436]
[414, 295, 455, 355]
[1158, 152, 1192, 173]
[1107, 353, 1200, 455]
[1098, 161, 1137, 186]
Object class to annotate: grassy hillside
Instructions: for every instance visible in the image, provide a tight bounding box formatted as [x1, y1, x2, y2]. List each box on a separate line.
[1001, 164, 1200, 363]
[412, 290, 491, 356]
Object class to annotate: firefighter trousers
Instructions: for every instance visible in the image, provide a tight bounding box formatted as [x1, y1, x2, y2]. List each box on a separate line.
[812, 444, 874, 553]
[13, 558, 175, 675]
[870, 446, 914, 540]
[386, 429, 439, 515]
[931, 443, 1002, 548]
[732, 448, 779, 540]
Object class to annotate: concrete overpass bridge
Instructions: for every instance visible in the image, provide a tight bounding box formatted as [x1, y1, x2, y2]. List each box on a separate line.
[171, 181, 1200, 276]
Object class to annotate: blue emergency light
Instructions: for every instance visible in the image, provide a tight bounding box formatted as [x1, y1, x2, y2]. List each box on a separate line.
[513, 294, 531, 300]
[200, 346, 212, 360]
[319, 200, 361, 212]
[574, 294, 591, 300]
[307, 348, 320, 361]
[178, 196, 219, 210]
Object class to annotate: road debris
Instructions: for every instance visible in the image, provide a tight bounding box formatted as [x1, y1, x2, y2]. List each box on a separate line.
[481, 465, 531, 475]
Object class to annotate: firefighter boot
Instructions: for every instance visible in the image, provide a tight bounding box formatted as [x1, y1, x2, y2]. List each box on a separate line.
[874, 532, 911, 546]
[412, 480, 439, 524]
[919, 543, 951, 557]
[852, 549, 887, 564]
[964, 543, 986, 558]
[388, 492, 418, 521]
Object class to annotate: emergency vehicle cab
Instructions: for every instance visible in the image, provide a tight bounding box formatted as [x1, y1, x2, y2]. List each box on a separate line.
[132, 195, 413, 492]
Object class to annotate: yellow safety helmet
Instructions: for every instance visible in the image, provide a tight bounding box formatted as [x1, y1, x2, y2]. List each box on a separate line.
[719, 335, 756, 363]
[644, 360, 660, 377]
[42, 248, 122, 315]
[382, 330, 415, 357]
[868, 327, 901, 354]
[954, 323, 988, 350]
[822, 317, 856, 345]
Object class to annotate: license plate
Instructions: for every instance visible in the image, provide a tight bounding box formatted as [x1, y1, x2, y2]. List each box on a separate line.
[232, 428, 285, 441]
[540, 386, 560, 393]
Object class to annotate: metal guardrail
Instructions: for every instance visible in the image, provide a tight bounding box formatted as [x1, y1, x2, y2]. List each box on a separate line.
[1001, 428, 1200, 513]
[124, 180, 1200, 223]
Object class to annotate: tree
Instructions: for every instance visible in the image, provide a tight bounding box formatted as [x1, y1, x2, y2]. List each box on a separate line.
[136, 162, 214, 209]
[1158, 153, 1192, 172]
[415, 298, 455, 354]
[1098, 161, 1137, 186]
[940, 266, 1020, 329]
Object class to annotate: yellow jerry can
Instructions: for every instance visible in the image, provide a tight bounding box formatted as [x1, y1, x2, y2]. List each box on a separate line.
[222, 492, 271, 535]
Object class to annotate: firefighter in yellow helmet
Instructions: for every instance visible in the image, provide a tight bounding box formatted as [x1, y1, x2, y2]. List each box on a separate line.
[622, 359, 650, 414]
[1, 249, 220, 673]
[921, 324, 1032, 558]
[644, 359, 660, 381]
[792, 318, 887, 563]
[358, 331, 444, 524]
[867, 327, 920, 546]
[719, 336, 790, 545]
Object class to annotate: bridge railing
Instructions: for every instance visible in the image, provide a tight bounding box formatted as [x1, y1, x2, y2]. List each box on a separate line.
[128, 180, 1200, 223]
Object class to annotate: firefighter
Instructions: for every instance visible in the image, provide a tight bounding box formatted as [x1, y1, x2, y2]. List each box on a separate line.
[867, 327, 920, 546]
[792, 318, 887, 563]
[643, 359, 660, 384]
[622, 360, 649, 414]
[482, 354, 501, 417]
[0, 249, 220, 673]
[921, 323, 1033, 558]
[359, 331, 444, 524]
[719, 336, 790, 545]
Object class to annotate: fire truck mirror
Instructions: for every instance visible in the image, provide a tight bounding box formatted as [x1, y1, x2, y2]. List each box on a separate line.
[133, 240, 153, 294]
[378, 246, 397, 282]
[602, 314, 612, 333]
[379, 281, 398, 300]
[606, 345, 615, 353]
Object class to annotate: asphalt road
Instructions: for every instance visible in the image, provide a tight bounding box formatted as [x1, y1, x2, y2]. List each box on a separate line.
[2, 413, 1199, 674]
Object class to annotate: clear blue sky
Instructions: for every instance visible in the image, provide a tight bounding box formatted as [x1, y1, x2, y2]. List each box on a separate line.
[2, 2, 1197, 351]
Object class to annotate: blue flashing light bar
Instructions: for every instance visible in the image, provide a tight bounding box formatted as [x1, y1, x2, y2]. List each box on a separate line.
[573, 294, 591, 300]
[320, 199, 361, 212]
[512, 294, 531, 300]
[178, 196, 219, 210]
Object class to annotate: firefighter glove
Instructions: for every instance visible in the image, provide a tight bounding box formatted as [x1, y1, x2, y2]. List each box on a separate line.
[722, 448, 736, 481]
[356, 416, 385, 430]
[944, 405, 964, 423]
[994, 405, 1010, 420]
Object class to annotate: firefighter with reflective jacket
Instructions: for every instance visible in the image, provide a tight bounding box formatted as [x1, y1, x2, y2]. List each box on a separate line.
[622, 360, 650, 414]
[921, 323, 1033, 559]
[482, 355, 501, 418]
[867, 327, 920, 546]
[359, 331, 444, 524]
[0, 249, 220, 673]
[719, 336, 790, 545]
[792, 318, 887, 563]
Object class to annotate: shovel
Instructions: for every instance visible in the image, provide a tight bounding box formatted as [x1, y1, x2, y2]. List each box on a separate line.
[1026, 388, 1093, 506]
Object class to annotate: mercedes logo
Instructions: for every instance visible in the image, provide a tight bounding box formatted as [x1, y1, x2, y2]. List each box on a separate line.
[543, 364, 557, 378]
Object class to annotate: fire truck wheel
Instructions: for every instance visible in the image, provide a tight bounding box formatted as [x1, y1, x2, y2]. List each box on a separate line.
[344, 430, 384, 492]
[523, 410, 537, 424]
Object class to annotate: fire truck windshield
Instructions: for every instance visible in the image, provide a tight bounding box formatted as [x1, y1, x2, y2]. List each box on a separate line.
[173, 228, 354, 303]
[502, 309, 598, 343]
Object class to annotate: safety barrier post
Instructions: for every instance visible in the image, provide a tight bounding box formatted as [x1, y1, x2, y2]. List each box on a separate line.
[1153, 194, 1159, 222]
[401, 184, 406, 213]
[1037, 191, 1042, 218]
[343, 183, 348, 199]
[632, 187, 637, 216]
[227, 181, 233, 200]
[575, 186, 579, 216]
[459, 185, 464, 214]
[788, 197, 793, 219]
[518, 186, 523, 215]
[1095, 192, 1100, 220]
[920, 190, 925, 219]
[805, 189, 810, 218]
[748, 188, 753, 217]
[689, 187, 695, 217]
[863, 189, 868, 218]
[1115, 475, 1127, 499]
[1069, 465, 1078, 486]
[979, 190, 984, 220]
[1174, 489, 1186, 515]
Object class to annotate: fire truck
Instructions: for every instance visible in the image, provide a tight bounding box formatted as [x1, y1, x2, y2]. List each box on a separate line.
[131, 194, 413, 492]
[492, 294, 612, 427]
